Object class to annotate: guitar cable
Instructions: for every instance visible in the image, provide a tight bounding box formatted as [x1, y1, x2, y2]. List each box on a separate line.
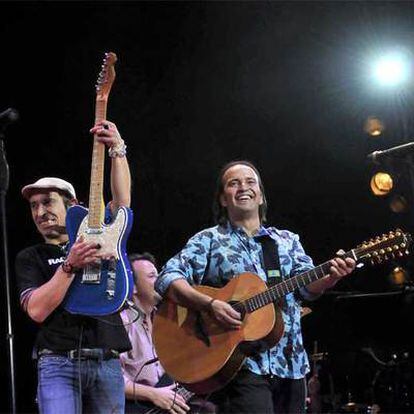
[131, 357, 160, 405]
[88, 299, 143, 327]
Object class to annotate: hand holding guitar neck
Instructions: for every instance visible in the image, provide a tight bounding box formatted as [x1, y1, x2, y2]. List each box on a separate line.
[149, 384, 190, 414]
[90, 120, 125, 153]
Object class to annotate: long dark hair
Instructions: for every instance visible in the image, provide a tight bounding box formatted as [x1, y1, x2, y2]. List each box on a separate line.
[212, 160, 268, 226]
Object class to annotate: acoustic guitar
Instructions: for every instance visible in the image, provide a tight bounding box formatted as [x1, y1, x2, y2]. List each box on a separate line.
[64, 52, 134, 316]
[153, 229, 411, 394]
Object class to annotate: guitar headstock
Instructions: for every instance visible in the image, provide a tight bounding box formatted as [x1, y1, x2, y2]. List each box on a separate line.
[95, 52, 117, 100]
[355, 228, 412, 265]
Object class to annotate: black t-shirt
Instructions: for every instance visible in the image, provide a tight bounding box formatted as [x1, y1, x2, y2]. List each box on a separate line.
[15, 242, 131, 353]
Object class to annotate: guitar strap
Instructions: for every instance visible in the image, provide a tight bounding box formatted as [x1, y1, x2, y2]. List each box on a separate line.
[257, 235, 281, 287]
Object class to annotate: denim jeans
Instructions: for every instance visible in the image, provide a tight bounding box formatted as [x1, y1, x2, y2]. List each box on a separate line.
[37, 355, 125, 414]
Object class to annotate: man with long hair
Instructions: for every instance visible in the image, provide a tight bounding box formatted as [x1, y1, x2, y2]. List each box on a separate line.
[155, 160, 355, 414]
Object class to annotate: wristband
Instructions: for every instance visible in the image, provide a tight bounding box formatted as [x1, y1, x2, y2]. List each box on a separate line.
[207, 298, 217, 310]
[108, 139, 127, 158]
[61, 260, 76, 274]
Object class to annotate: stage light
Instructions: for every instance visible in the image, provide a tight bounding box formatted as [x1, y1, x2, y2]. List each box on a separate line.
[364, 117, 385, 137]
[370, 172, 393, 196]
[389, 195, 408, 213]
[389, 266, 408, 286]
[372, 53, 410, 87]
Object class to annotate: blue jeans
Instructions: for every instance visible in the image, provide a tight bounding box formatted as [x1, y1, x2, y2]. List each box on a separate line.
[37, 355, 124, 414]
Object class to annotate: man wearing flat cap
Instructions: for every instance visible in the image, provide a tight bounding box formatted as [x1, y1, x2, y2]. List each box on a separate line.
[15, 120, 131, 414]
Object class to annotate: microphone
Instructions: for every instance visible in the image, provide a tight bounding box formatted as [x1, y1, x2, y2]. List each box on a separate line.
[367, 142, 414, 164]
[0, 108, 19, 131]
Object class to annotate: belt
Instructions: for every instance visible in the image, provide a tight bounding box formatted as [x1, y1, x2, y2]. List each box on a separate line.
[38, 348, 119, 361]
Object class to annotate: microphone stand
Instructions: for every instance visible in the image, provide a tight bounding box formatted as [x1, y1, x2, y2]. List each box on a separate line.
[0, 128, 16, 414]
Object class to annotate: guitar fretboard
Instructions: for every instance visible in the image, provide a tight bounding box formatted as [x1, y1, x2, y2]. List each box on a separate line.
[88, 98, 107, 229]
[234, 250, 358, 313]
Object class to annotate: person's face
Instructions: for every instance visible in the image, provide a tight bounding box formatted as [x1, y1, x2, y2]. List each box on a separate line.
[219, 164, 263, 221]
[28, 190, 68, 242]
[132, 259, 158, 301]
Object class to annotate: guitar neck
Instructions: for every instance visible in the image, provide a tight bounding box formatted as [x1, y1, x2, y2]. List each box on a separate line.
[88, 98, 107, 229]
[239, 249, 357, 313]
[235, 229, 411, 314]
[177, 386, 194, 401]
[143, 386, 194, 414]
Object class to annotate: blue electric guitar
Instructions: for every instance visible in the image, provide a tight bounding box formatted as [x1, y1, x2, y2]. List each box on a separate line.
[64, 52, 134, 316]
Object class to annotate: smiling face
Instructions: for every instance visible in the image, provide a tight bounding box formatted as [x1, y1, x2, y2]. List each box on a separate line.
[29, 190, 69, 244]
[219, 164, 264, 223]
[132, 259, 158, 304]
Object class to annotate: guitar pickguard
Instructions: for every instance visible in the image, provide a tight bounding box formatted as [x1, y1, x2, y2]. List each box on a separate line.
[78, 211, 127, 260]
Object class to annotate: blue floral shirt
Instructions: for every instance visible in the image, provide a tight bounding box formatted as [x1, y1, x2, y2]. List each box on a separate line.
[155, 222, 316, 379]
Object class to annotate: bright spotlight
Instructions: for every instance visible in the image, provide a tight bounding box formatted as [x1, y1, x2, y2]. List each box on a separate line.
[373, 53, 410, 87]
[370, 172, 393, 196]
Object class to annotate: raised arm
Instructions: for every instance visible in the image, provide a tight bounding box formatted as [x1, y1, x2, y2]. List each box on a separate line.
[90, 120, 131, 210]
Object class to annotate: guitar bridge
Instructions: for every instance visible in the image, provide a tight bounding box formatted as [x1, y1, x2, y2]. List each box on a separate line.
[81, 263, 101, 284]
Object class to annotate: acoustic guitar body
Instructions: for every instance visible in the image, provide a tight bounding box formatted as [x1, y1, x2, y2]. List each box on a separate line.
[153, 272, 285, 393]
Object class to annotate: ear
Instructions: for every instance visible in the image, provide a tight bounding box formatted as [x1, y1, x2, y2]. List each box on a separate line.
[69, 198, 79, 207]
[219, 193, 227, 207]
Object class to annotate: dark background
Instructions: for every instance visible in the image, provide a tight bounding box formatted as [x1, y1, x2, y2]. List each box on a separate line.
[1, 1, 414, 412]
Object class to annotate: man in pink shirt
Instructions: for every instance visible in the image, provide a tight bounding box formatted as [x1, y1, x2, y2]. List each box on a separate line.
[120, 253, 191, 414]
